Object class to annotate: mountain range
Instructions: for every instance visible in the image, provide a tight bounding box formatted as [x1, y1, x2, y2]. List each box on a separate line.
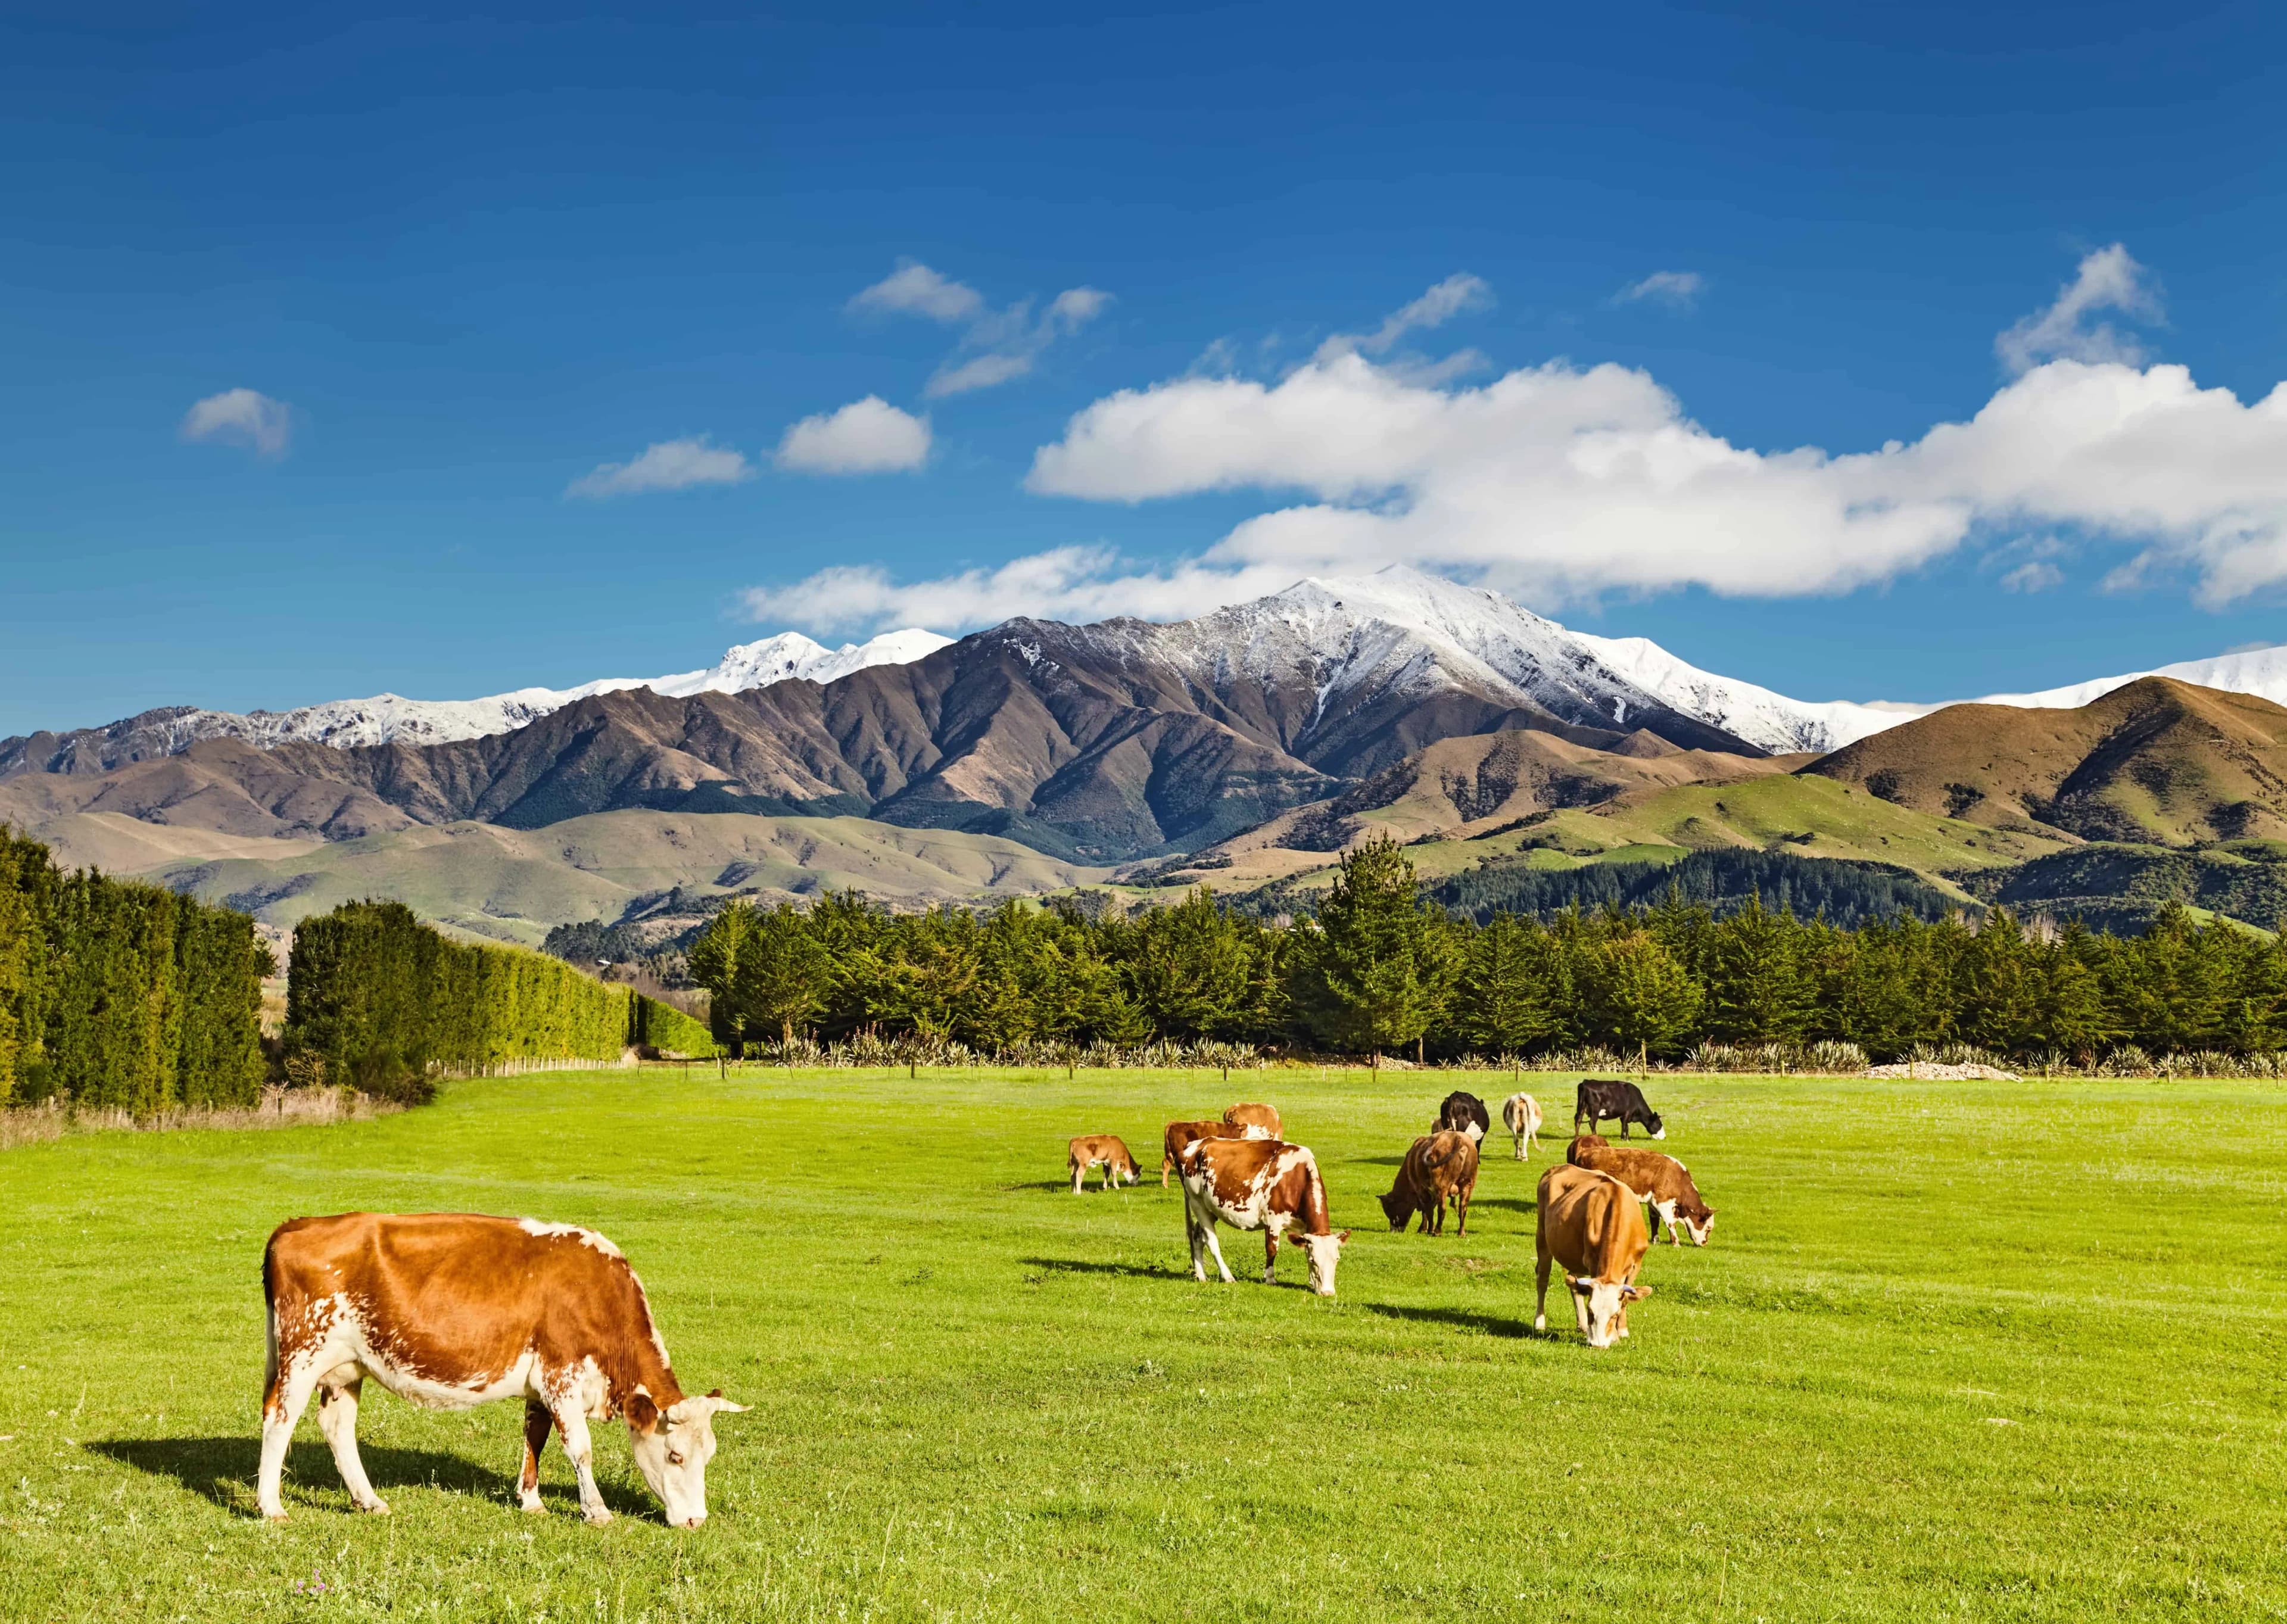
[8, 565, 2287, 940]
[13, 566, 2287, 774]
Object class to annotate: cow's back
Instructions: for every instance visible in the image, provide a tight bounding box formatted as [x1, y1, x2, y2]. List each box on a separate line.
[1414, 1129, 1478, 1196]
[1576, 1145, 1691, 1203]
[266, 1213, 651, 1389]
[1535, 1166, 1648, 1278]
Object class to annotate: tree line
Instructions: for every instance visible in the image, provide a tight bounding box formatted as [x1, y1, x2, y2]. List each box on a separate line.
[286, 900, 716, 1096]
[686, 837, 2287, 1064]
[1, 828, 270, 1111]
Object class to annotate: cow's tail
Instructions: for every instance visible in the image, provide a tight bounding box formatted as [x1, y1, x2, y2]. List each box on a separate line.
[260, 1230, 291, 1416]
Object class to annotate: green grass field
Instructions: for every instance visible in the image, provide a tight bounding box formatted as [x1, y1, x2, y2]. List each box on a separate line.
[2, 1066, 2283, 1622]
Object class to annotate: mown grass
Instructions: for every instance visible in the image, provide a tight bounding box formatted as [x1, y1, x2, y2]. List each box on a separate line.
[2, 1065, 2283, 1622]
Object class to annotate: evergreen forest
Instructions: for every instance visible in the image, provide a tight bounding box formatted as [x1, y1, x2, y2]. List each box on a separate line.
[686, 837, 2287, 1067]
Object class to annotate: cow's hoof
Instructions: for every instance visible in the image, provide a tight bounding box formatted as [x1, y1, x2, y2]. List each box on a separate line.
[355, 1498, 391, 1516]
[582, 1507, 613, 1527]
[261, 1510, 288, 1524]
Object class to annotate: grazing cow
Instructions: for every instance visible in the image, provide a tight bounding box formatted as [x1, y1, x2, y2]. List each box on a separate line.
[1435, 1090, 1490, 1144]
[1178, 1136, 1351, 1297]
[259, 1212, 744, 1527]
[1501, 1092, 1543, 1160]
[1377, 1130, 1479, 1236]
[1566, 1136, 1715, 1246]
[1161, 1119, 1245, 1188]
[1223, 1102, 1282, 1139]
[1068, 1134, 1139, 1193]
[1534, 1166, 1653, 1349]
[1574, 1077, 1666, 1140]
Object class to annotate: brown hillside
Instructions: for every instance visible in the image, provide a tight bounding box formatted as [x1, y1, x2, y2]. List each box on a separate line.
[1803, 677, 2287, 845]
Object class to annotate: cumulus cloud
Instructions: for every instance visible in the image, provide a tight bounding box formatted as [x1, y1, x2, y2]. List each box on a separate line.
[567, 437, 753, 498]
[180, 388, 291, 457]
[849, 259, 1111, 397]
[1613, 270, 1705, 310]
[774, 397, 931, 475]
[743, 249, 2287, 632]
[1995, 244, 2161, 376]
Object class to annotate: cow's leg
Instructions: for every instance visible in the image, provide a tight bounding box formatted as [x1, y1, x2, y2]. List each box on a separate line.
[1456, 1182, 1471, 1239]
[1186, 1211, 1209, 1281]
[1533, 1252, 1552, 1333]
[552, 1401, 612, 1526]
[1201, 1222, 1235, 1284]
[1161, 1155, 1173, 1190]
[1263, 1229, 1279, 1285]
[519, 1398, 552, 1513]
[316, 1368, 388, 1514]
[1070, 1158, 1085, 1195]
[257, 1351, 325, 1521]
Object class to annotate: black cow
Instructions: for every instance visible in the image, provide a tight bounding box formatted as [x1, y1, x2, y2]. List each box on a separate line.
[1574, 1078, 1665, 1140]
[1435, 1090, 1490, 1145]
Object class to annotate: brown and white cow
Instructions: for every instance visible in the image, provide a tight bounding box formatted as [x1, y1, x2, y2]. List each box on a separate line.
[1223, 1102, 1282, 1139]
[1161, 1118, 1245, 1187]
[1378, 1130, 1479, 1236]
[1566, 1134, 1715, 1245]
[1177, 1136, 1351, 1296]
[1068, 1134, 1140, 1193]
[1501, 1092, 1543, 1160]
[258, 1212, 745, 1528]
[1534, 1165, 1653, 1349]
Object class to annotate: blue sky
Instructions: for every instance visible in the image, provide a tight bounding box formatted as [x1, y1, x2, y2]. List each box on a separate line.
[4, 2, 2285, 735]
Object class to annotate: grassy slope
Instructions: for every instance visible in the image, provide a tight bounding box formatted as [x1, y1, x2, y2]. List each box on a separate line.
[1, 1068, 2282, 1621]
[1204, 776, 2071, 905]
[152, 811, 1116, 944]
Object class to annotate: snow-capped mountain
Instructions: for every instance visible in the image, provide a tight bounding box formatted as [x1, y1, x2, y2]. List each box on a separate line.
[1571, 634, 1931, 753]
[1030, 564, 1762, 765]
[0, 628, 951, 775]
[202, 628, 954, 750]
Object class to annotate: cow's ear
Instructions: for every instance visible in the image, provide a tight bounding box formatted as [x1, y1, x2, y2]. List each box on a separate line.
[1333, 1229, 1351, 1245]
[626, 1390, 662, 1433]
[1625, 1283, 1655, 1300]
[1569, 1275, 1596, 1294]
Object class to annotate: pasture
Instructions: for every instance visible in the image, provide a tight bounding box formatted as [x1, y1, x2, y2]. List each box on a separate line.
[1, 1066, 2283, 1622]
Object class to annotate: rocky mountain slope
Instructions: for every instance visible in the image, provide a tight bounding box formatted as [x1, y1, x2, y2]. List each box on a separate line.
[0, 628, 949, 774]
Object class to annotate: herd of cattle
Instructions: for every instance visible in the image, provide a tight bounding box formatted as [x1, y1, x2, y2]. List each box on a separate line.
[253, 1076, 1713, 1529]
[1068, 1075, 1715, 1352]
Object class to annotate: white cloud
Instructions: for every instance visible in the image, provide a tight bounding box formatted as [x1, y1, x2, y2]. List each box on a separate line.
[1999, 560, 2065, 593]
[567, 437, 753, 498]
[1613, 270, 1705, 310]
[850, 260, 1112, 397]
[180, 388, 291, 457]
[746, 248, 2287, 632]
[1314, 273, 1493, 363]
[1995, 243, 2161, 376]
[848, 260, 985, 324]
[774, 397, 931, 475]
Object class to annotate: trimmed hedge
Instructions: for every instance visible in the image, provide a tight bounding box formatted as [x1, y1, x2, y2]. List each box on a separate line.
[286, 899, 715, 1088]
[1, 828, 269, 1112]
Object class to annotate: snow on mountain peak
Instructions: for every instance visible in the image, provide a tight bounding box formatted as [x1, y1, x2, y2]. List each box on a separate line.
[156, 627, 954, 752]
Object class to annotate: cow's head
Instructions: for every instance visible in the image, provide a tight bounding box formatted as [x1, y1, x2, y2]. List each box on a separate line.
[1294, 1230, 1351, 1297]
[1641, 1111, 1666, 1140]
[1569, 1277, 1652, 1348]
[1680, 1204, 1714, 1246]
[1376, 1187, 1413, 1230]
[625, 1388, 748, 1528]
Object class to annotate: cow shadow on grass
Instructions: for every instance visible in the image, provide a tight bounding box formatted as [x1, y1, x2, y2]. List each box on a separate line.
[1021, 1256, 1179, 1280]
[89, 1436, 652, 1522]
[1363, 1303, 1536, 1339]
[1470, 1196, 1536, 1217]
